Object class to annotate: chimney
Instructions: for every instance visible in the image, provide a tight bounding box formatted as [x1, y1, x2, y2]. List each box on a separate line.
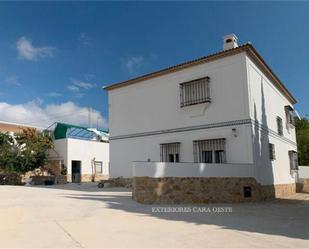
[223, 34, 238, 51]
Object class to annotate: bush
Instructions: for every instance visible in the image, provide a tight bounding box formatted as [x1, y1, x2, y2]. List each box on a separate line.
[0, 129, 53, 174]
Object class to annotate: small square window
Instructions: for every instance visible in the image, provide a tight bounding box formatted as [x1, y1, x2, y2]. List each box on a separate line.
[95, 161, 103, 174]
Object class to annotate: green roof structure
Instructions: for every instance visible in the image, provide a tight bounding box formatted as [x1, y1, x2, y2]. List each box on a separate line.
[53, 122, 109, 141]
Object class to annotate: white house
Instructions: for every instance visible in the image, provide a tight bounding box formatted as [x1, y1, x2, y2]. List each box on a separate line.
[48, 123, 110, 183]
[104, 34, 298, 203]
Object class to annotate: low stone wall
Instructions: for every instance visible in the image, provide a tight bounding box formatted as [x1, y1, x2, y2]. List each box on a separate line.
[66, 174, 109, 183]
[261, 183, 296, 200]
[297, 179, 309, 193]
[31, 176, 55, 185]
[55, 175, 67, 184]
[132, 177, 296, 204]
[108, 177, 132, 188]
[81, 174, 109, 182]
[30, 175, 67, 185]
[0, 173, 23, 185]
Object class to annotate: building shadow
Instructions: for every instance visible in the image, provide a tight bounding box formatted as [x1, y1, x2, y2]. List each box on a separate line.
[61, 189, 309, 241]
[28, 182, 118, 193]
[252, 81, 275, 199]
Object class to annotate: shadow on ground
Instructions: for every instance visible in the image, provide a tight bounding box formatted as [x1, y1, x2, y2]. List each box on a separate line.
[57, 185, 309, 241]
[30, 182, 106, 192]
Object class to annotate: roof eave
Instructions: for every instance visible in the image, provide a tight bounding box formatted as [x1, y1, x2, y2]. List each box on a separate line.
[103, 44, 297, 105]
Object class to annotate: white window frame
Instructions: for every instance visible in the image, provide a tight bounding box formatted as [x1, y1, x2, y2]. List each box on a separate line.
[95, 161, 103, 174]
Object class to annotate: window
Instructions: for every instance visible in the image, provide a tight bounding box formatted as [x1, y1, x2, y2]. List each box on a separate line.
[95, 161, 103, 174]
[277, 116, 283, 136]
[180, 76, 210, 107]
[285, 105, 295, 126]
[160, 143, 180, 162]
[193, 138, 226, 163]
[269, 143, 276, 161]
[215, 150, 225, 163]
[288, 151, 298, 171]
[202, 151, 213, 163]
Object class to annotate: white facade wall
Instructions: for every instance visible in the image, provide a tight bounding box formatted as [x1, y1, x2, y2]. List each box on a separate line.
[246, 56, 297, 185]
[108, 50, 297, 186]
[133, 162, 254, 178]
[109, 53, 249, 136]
[109, 53, 252, 178]
[53, 138, 109, 177]
[298, 166, 309, 179]
[111, 125, 253, 177]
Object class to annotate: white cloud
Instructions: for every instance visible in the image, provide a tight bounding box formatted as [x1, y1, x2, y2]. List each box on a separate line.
[71, 79, 96, 90]
[67, 78, 96, 98]
[78, 33, 93, 46]
[67, 85, 80, 92]
[74, 93, 84, 98]
[16, 37, 55, 61]
[85, 73, 96, 81]
[123, 56, 144, 74]
[0, 100, 108, 129]
[4, 76, 21, 86]
[47, 92, 62, 97]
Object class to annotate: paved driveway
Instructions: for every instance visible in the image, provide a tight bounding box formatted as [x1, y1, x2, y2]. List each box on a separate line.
[0, 183, 309, 248]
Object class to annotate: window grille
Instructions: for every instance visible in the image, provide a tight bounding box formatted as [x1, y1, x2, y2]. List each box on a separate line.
[193, 138, 226, 163]
[269, 143, 276, 160]
[277, 116, 283, 136]
[285, 105, 295, 126]
[160, 143, 180, 162]
[180, 76, 210, 107]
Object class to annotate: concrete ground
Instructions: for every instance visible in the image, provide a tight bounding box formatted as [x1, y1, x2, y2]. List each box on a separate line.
[0, 184, 309, 248]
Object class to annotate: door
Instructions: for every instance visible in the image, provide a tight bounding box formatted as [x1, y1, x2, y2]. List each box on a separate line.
[71, 160, 81, 183]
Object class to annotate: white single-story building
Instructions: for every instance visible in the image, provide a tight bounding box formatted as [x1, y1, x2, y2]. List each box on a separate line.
[48, 123, 109, 183]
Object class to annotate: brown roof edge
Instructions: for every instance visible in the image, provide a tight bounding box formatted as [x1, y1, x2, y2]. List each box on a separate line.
[245, 45, 297, 104]
[104, 44, 297, 104]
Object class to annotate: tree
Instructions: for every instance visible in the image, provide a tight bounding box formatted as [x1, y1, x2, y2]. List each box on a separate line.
[295, 117, 309, 166]
[0, 128, 53, 174]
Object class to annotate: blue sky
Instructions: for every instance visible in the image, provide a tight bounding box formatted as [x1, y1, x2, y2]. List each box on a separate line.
[0, 2, 308, 128]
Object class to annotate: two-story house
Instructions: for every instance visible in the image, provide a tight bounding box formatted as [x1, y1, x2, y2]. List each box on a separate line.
[104, 34, 298, 203]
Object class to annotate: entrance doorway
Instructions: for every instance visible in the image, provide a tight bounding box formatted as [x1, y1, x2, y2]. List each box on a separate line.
[71, 160, 81, 183]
